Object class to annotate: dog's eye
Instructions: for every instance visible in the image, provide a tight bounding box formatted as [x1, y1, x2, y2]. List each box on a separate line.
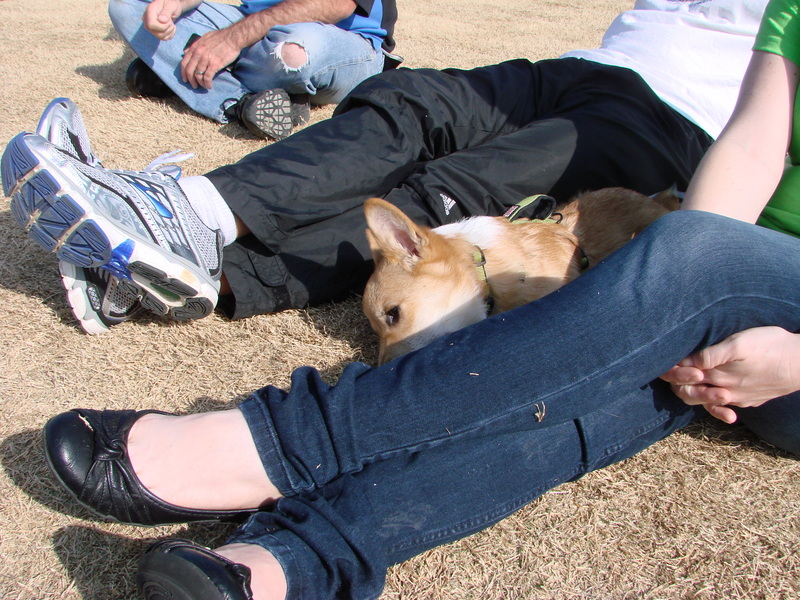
[384, 306, 400, 326]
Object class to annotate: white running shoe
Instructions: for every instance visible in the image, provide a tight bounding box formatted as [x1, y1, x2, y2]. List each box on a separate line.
[2, 131, 222, 321]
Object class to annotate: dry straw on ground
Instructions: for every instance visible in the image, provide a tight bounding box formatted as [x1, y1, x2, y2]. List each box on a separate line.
[0, 0, 798, 598]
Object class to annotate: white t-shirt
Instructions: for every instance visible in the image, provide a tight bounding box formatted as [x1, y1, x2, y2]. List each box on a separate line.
[562, 0, 767, 138]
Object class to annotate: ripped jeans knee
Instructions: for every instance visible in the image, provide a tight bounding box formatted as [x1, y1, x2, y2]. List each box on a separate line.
[276, 42, 308, 71]
[235, 21, 384, 104]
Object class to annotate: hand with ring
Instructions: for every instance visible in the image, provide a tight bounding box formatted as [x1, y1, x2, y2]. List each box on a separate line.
[180, 28, 242, 90]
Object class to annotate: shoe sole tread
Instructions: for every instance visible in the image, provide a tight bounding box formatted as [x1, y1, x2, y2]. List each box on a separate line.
[242, 90, 293, 140]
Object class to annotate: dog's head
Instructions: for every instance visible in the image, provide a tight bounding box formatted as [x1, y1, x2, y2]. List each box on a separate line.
[362, 198, 487, 364]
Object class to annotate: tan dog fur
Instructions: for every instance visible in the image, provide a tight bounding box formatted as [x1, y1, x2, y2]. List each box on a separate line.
[363, 187, 678, 364]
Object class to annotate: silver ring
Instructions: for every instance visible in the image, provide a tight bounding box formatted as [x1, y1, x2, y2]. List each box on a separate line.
[195, 70, 205, 75]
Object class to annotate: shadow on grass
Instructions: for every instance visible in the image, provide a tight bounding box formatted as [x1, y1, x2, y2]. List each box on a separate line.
[301, 297, 379, 367]
[52, 522, 237, 600]
[74, 26, 136, 102]
[0, 211, 69, 313]
[679, 418, 797, 459]
[0, 427, 93, 520]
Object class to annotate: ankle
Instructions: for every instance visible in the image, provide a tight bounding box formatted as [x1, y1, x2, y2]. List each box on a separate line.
[127, 410, 281, 510]
[215, 543, 288, 600]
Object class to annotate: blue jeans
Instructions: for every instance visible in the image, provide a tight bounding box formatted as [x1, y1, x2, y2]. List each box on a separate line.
[108, 0, 384, 122]
[227, 211, 800, 600]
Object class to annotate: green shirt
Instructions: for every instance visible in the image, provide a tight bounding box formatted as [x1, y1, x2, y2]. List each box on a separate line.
[755, 0, 800, 236]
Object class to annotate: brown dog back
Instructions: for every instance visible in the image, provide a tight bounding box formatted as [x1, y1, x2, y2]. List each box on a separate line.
[556, 187, 677, 265]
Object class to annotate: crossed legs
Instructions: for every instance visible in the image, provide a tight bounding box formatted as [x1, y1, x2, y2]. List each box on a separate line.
[48, 211, 800, 599]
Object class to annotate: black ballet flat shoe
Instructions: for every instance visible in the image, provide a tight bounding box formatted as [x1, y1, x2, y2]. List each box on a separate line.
[42, 408, 258, 526]
[137, 539, 254, 600]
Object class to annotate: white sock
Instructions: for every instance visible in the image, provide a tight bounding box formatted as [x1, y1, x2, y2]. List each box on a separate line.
[177, 176, 238, 246]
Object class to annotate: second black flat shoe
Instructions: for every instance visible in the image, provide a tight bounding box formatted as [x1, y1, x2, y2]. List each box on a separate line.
[137, 539, 254, 600]
[43, 408, 259, 526]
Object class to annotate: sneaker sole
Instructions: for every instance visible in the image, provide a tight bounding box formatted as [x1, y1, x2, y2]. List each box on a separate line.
[2, 133, 217, 319]
[59, 262, 146, 334]
[59, 262, 124, 335]
[241, 89, 293, 141]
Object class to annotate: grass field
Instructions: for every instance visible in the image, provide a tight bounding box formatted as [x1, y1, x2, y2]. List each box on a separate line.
[1, 0, 798, 598]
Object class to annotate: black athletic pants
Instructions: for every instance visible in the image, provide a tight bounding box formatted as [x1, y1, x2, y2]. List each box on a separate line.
[205, 58, 713, 318]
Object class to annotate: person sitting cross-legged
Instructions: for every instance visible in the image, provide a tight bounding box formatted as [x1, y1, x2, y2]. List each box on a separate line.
[109, 0, 399, 140]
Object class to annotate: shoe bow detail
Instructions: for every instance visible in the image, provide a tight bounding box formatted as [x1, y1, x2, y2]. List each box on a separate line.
[43, 408, 258, 526]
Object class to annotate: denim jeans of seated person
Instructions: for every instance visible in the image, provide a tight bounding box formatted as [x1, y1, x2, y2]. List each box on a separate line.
[222, 210, 800, 600]
[108, 0, 384, 122]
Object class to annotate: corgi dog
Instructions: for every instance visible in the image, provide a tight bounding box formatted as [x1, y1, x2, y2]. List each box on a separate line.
[362, 187, 678, 364]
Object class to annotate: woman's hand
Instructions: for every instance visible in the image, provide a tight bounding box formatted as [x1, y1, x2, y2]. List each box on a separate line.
[660, 327, 800, 423]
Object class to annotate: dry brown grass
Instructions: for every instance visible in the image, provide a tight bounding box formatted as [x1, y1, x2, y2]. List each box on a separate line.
[1, 0, 798, 598]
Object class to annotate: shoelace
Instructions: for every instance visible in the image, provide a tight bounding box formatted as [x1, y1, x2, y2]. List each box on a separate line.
[143, 149, 195, 180]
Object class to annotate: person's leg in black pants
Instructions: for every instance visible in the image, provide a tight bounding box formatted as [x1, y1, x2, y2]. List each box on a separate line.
[210, 59, 713, 317]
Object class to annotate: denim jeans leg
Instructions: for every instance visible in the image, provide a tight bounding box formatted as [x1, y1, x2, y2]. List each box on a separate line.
[235, 22, 384, 104]
[734, 392, 800, 455]
[108, 0, 251, 122]
[224, 211, 800, 598]
[239, 211, 800, 498]
[229, 385, 703, 600]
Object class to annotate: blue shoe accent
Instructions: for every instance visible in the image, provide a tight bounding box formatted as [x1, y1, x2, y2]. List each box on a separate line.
[133, 180, 174, 219]
[9, 167, 63, 230]
[31, 193, 84, 251]
[56, 220, 113, 267]
[2, 135, 114, 268]
[107, 239, 136, 279]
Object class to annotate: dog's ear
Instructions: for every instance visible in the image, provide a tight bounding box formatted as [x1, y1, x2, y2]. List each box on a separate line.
[364, 197, 430, 269]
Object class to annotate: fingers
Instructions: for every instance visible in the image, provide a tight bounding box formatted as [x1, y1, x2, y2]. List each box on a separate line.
[659, 364, 704, 385]
[195, 69, 214, 90]
[155, 13, 177, 41]
[687, 335, 741, 372]
[180, 36, 219, 89]
[660, 354, 740, 390]
[670, 381, 732, 406]
[667, 382, 738, 424]
[181, 45, 207, 89]
[143, 0, 179, 40]
[704, 403, 739, 424]
[181, 56, 214, 89]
